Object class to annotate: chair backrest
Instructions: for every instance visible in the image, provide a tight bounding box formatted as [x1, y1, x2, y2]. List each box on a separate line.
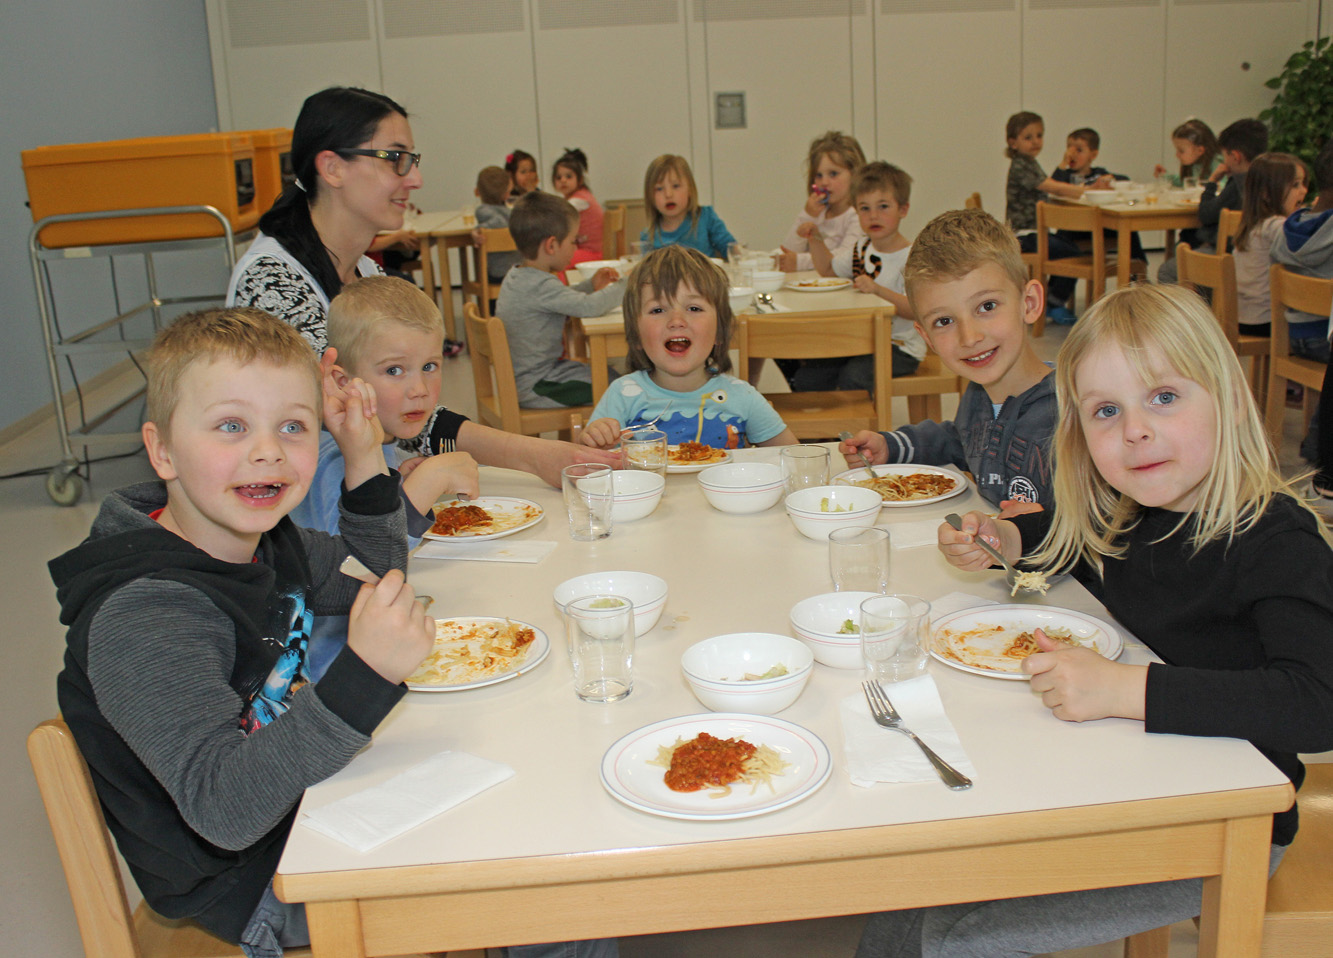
[468, 228, 518, 317]
[1175, 242, 1240, 347]
[1270, 263, 1333, 356]
[1036, 199, 1100, 234]
[964, 192, 982, 211]
[28, 719, 140, 958]
[464, 301, 522, 433]
[602, 203, 627, 258]
[1217, 208, 1242, 252]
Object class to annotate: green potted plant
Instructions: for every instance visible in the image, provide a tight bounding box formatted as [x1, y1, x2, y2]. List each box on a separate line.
[1261, 36, 1333, 190]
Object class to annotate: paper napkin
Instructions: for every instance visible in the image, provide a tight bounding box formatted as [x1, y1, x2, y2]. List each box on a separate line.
[301, 750, 514, 852]
[886, 518, 945, 550]
[840, 674, 976, 787]
[413, 539, 557, 563]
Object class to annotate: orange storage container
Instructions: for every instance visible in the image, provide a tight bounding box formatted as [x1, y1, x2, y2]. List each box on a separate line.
[21, 132, 260, 248]
[240, 127, 294, 216]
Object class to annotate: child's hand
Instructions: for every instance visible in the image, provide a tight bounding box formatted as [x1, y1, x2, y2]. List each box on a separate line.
[997, 499, 1044, 519]
[346, 570, 435, 685]
[851, 274, 878, 295]
[1152, 163, 1167, 178]
[397, 455, 425, 478]
[796, 222, 821, 241]
[838, 429, 888, 466]
[1023, 629, 1148, 722]
[937, 511, 1018, 573]
[1092, 174, 1114, 189]
[591, 267, 619, 291]
[580, 417, 624, 450]
[776, 248, 798, 272]
[1061, 147, 1076, 170]
[532, 439, 620, 487]
[401, 451, 480, 515]
[804, 185, 830, 216]
[471, 228, 483, 247]
[322, 350, 384, 451]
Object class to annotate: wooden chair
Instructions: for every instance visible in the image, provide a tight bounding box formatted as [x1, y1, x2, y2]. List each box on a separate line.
[1175, 242, 1270, 409]
[27, 717, 315, 958]
[602, 203, 627, 259]
[1264, 265, 1332, 448]
[460, 227, 517, 318]
[1218, 207, 1243, 252]
[464, 302, 591, 439]
[1036, 200, 1147, 315]
[737, 308, 961, 439]
[964, 192, 982, 210]
[1123, 762, 1333, 957]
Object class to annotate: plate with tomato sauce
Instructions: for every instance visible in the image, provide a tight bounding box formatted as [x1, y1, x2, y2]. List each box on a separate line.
[599, 713, 832, 820]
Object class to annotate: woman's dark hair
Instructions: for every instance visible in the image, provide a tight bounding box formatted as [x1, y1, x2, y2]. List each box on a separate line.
[552, 147, 589, 189]
[259, 86, 407, 299]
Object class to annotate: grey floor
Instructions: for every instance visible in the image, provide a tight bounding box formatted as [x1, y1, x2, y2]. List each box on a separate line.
[4, 271, 1318, 957]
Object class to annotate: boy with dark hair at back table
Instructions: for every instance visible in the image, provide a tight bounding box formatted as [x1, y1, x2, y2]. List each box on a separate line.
[1159, 117, 1268, 284]
[1052, 126, 1145, 262]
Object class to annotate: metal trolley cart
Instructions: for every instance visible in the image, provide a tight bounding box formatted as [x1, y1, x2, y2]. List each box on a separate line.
[28, 205, 237, 505]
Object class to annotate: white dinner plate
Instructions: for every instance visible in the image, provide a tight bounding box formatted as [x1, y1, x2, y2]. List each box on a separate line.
[833, 464, 968, 508]
[422, 497, 544, 541]
[600, 713, 832, 820]
[930, 604, 1124, 680]
[783, 278, 852, 292]
[406, 618, 550, 691]
[666, 446, 732, 473]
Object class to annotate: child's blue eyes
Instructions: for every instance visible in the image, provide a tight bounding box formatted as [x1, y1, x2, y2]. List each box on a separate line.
[424, 362, 440, 373]
[281, 421, 307, 434]
[1151, 390, 1178, 406]
[1092, 404, 1119, 420]
[219, 420, 243, 433]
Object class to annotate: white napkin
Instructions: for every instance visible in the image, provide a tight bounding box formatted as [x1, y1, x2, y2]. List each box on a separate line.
[887, 518, 943, 550]
[840, 674, 976, 786]
[302, 750, 514, 852]
[413, 540, 557, 563]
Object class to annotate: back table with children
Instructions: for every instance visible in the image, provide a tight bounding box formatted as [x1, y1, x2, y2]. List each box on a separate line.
[35, 78, 1333, 958]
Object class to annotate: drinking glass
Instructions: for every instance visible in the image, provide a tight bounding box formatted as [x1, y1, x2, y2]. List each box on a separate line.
[829, 527, 890, 593]
[860, 594, 931, 683]
[782, 445, 830, 496]
[564, 594, 635, 702]
[622, 428, 667, 475]
[562, 464, 614, 540]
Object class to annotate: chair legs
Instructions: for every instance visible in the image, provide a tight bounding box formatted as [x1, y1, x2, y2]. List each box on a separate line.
[1123, 925, 1170, 958]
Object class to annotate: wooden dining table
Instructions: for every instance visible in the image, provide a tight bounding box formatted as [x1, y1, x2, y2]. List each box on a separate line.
[1061, 195, 1201, 287]
[409, 208, 473, 341]
[275, 452, 1291, 958]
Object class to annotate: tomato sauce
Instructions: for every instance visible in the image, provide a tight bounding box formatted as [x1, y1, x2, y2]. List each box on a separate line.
[663, 732, 757, 792]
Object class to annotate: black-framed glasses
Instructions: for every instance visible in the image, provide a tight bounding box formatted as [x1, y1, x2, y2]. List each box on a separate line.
[336, 148, 421, 176]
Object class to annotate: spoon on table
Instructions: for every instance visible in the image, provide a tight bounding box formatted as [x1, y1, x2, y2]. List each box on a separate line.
[838, 430, 882, 478]
[756, 292, 776, 312]
[339, 555, 434, 611]
[943, 512, 1032, 595]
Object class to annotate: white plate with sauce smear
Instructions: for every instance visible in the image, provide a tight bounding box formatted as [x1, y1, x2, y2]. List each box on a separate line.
[930, 605, 1123, 680]
[666, 446, 732, 474]
[600, 713, 832, 820]
[783, 278, 852, 292]
[406, 618, 550, 692]
[422, 496, 544, 541]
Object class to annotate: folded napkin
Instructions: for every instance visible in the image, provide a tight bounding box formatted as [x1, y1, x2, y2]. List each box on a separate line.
[840, 674, 976, 787]
[302, 750, 514, 852]
[887, 518, 944, 550]
[413, 539, 557, 563]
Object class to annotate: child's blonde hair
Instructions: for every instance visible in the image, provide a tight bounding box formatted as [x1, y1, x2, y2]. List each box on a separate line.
[475, 166, 511, 206]
[327, 276, 443, 373]
[146, 307, 319, 437]
[621, 246, 733, 376]
[1236, 152, 1306, 252]
[1005, 111, 1043, 159]
[853, 161, 912, 206]
[903, 208, 1028, 310]
[1034, 283, 1327, 575]
[643, 154, 700, 242]
[805, 131, 866, 190]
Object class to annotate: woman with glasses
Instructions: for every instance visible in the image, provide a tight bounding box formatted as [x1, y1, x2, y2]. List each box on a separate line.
[228, 86, 423, 353]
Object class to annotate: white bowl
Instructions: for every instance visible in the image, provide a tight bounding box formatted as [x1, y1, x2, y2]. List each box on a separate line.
[681, 632, 814, 714]
[697, 462, 785, 514]
[784, 485, 882, 541]
[1083, 189, 1117, 206]
[554, 571, 668, 635]
[752, 270, 785, 293]
[574, 259, 625, 282]
[1117, 187, 1149, 204]
[610, 470, 665, 522]
[728, 285, 755, 313]
[789, 591, 880, 669]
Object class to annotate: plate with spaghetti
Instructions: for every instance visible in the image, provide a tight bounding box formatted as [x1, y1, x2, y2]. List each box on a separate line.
[783, 277, 852, 292]
[406, 617, 550, 691]
[833, 464, 967, 507]
[930, 604, 1123, 680]
[599, 713, 832, 820]
[423, 497, 544, 541]
[666, 443, 731, 473]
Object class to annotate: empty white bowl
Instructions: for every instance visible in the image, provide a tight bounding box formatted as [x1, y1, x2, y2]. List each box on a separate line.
[1082, 189, 1117, 206]
[610, 470, 665, 522]
[752, 270, 785, 293]
[728, 285, 756, 313]
[789, 591, 879, 669]
[681, 632, 814, 714]
[784, 485, 882, 541]
[574, 258, 626, 282]
[554, 571, 668, 635]
[697, 462, 785, 514]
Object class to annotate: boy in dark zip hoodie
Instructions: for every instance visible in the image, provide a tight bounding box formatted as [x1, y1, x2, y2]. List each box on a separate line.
[49, 308, 432, 954]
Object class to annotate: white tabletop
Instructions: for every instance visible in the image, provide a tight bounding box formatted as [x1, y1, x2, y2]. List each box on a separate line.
[278, 448, 1286, 879]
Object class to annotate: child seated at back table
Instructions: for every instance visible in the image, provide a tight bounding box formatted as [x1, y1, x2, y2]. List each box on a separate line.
[580, 246, 798, 450]
[1234, 152, 1309, 334]
[1052, 126, 1145, 262]
[1153, 117, 1221, 187]
[495, 191, 624, 408]
[473, 165, 520, 284]
[796, 161, 926, 391]
[551, 147, 605, 265]
[839, 208, 1056, 514]
[877, 284, 1333, 958]
[50, 307, 432, 954]
[639, 154, 736, 259]
[777, 130, 867, 272]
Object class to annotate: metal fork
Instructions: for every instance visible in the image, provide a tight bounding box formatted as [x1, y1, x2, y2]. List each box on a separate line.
[862, 680, 972, 790]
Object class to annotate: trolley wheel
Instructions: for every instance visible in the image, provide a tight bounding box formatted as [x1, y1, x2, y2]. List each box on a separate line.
[46, 466, 84, 506]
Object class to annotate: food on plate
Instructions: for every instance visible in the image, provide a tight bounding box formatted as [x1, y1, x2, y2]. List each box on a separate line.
[648, 732, 790, 796]
[429, 503, 492, 536]
[819, 498, 850, 513]
[852, 471, 958, 502]
[1009, 569, 1052, 597]
[837, 619, 860, 635]
[427, 500, 542, 538]
[407, 618, 537, 686]
[668, 442, 727, 465]
[735, 663, 789, 682]
[934, 622, 1080, 673]
[790, 277, 848, 288]
[589, 597, 629, 609]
